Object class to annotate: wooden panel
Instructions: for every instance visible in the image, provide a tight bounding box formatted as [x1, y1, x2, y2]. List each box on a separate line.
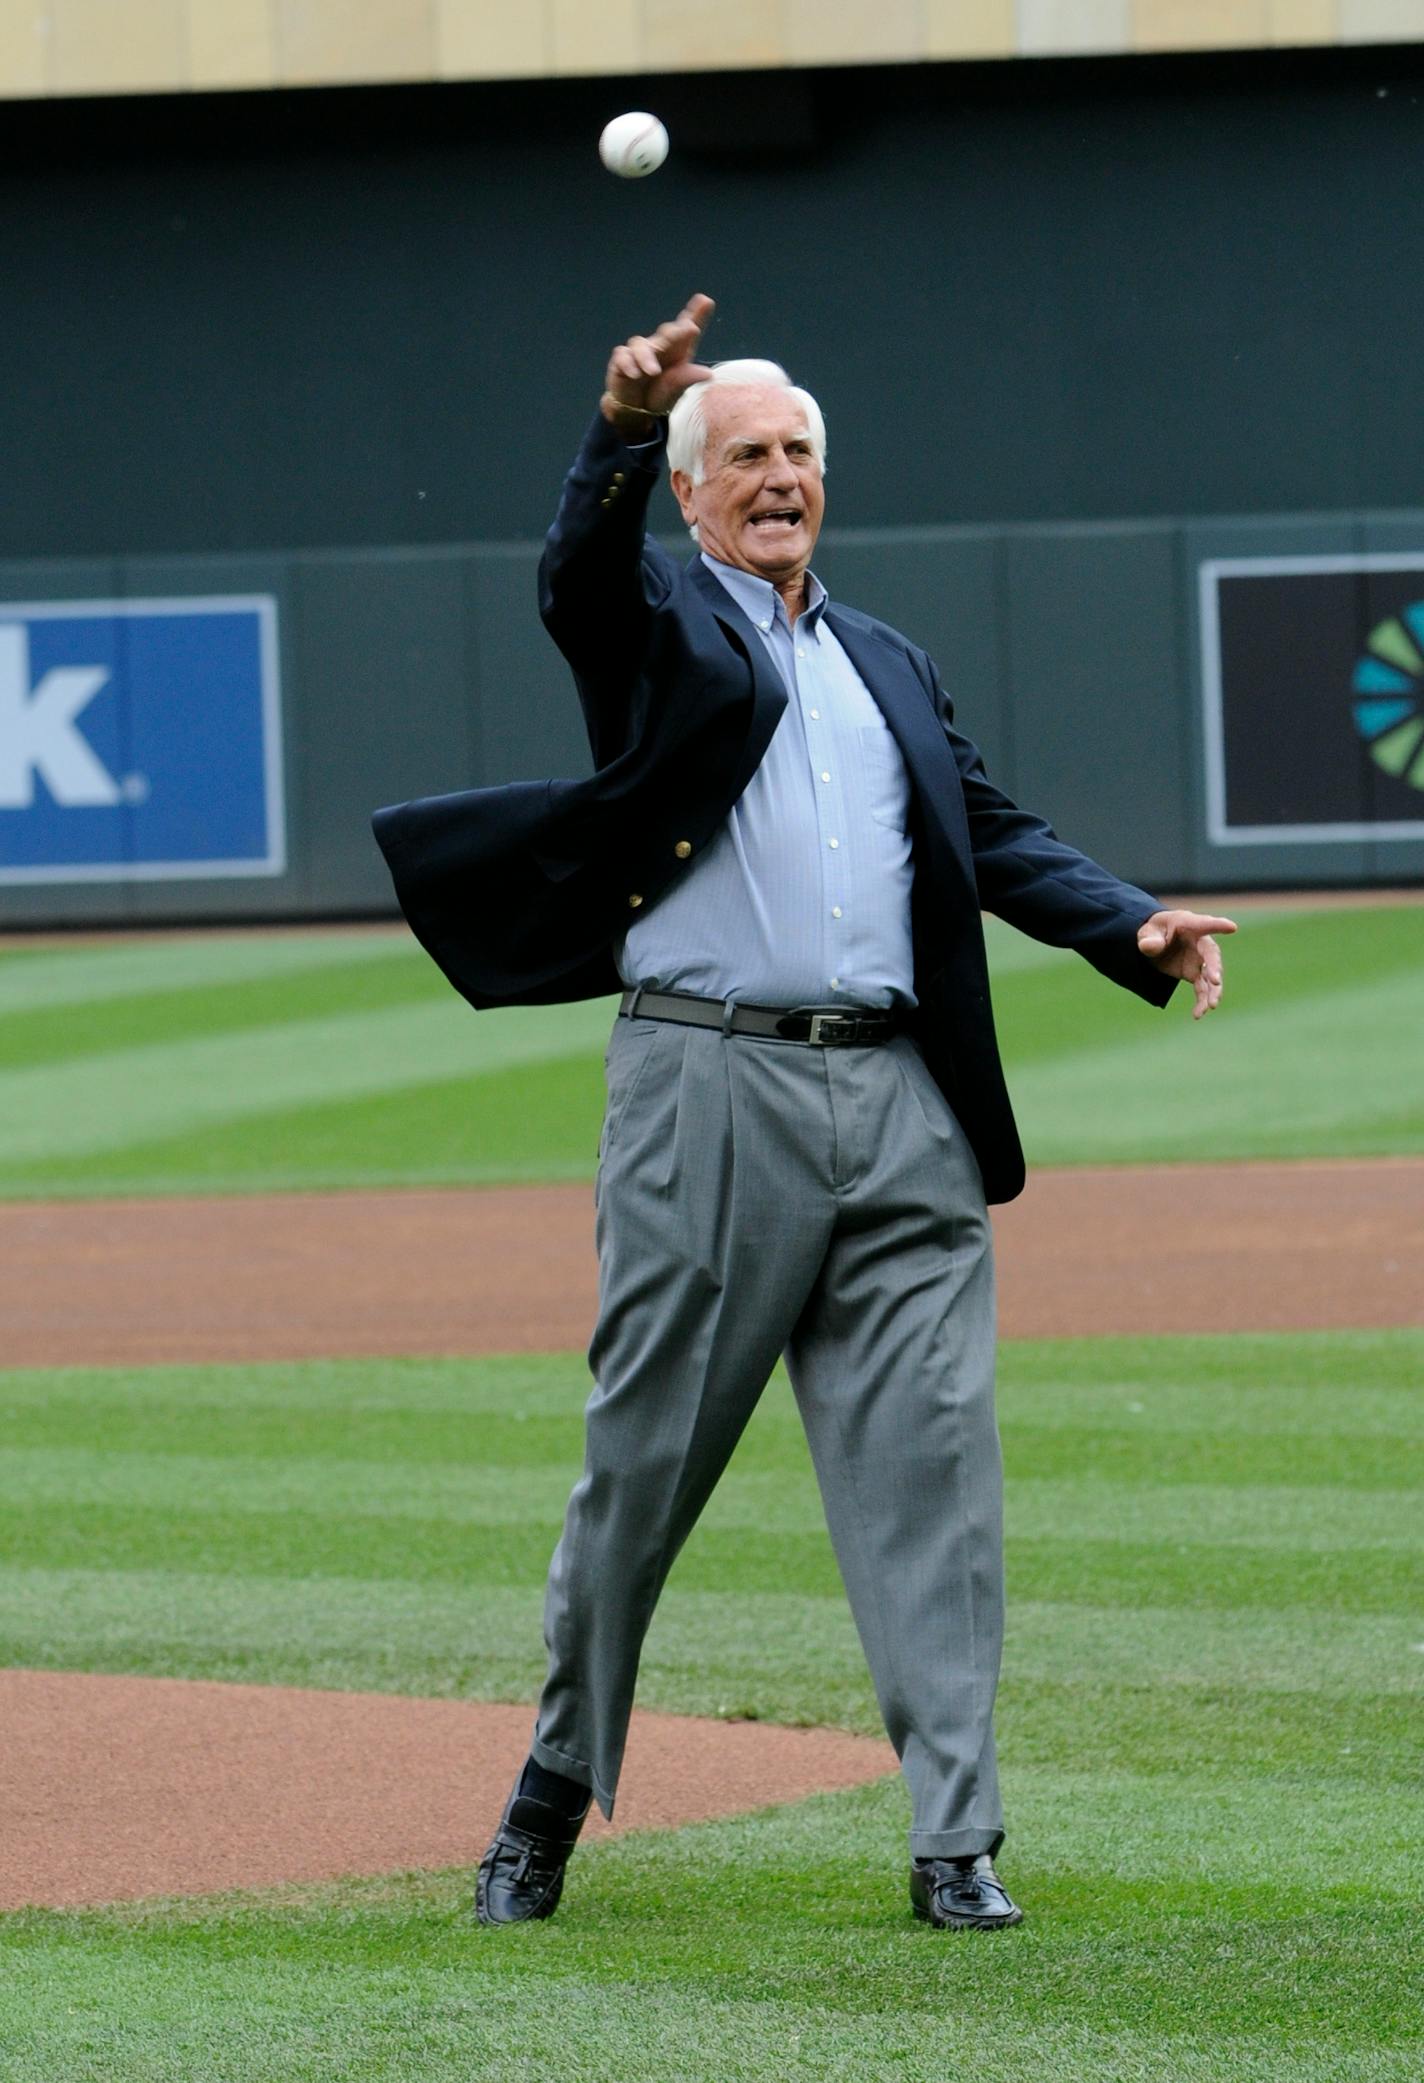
[0, 5, 50, 97]
[783, 0, 923, 65]
[4, 0, 1393, 104]
[1269, 0, 1336, 41]
[641, 0, 786, 71]
[51, 0, 186, 95]
[276, 0, 435, 87]
[186, 0, 278, 90]
[1018, 0, 1130, 52]
[1338, 0, 1424, 40]
[924, 0, 1017, 58]
[1132, 0, 1272, 49]
[436, 0, 548, 77]
[552, 0, 637, 74]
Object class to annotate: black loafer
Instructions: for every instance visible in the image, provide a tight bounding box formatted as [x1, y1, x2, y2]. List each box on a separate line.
[474, 1787, 590, 1927]
[910, 1854, 1023, 1930]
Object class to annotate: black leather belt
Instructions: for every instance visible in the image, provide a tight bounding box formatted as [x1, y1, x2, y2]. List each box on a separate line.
[618, 988, 900, 1048]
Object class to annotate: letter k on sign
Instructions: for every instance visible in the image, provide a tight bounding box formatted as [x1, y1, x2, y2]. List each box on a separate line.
[0, 621, 119, 808]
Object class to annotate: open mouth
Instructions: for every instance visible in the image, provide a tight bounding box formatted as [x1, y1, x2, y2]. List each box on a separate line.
[749, 509, 802, 530]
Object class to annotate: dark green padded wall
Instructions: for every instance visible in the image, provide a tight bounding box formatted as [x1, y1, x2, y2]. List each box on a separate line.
[1, 46, 1422, 921]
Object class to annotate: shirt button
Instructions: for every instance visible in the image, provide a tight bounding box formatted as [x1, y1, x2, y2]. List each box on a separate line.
[820, 771, 830, 783]
[673, 840, 692, 859]
[759, 619, 771, 632]
[796, 648, 805, 658]
[628, 893, 643, 908]
[808, 709, 820, 720]
[832, 906, 843, 919]
[830, 977, 840, 989]
[828, 837, 839, 849]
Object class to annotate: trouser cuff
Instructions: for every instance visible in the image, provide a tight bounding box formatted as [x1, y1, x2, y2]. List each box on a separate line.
[530, 1731, 616, 1822]
[910, 1825, 1005, 1861]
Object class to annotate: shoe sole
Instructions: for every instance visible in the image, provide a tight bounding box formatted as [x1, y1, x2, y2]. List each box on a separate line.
[912, 1900, 1023, 1931]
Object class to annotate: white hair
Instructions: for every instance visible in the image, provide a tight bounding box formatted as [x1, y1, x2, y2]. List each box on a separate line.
[666, 357, 827, 488]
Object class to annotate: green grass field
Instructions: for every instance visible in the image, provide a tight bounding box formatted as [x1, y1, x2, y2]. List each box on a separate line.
[0, 901, 1420, 1196]
[1, 906, 1420, 2080]
[1, 1331, 1420, 2080]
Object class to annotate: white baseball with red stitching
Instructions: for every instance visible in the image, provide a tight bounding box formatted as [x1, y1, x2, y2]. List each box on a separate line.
[598, 112, 670, 179]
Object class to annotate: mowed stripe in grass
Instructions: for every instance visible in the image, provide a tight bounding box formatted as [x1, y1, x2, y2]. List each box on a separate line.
[0, 905, 1420, 1195]
[0, 1331, 1417, 1738]
[0, 1328, 1420, 2081]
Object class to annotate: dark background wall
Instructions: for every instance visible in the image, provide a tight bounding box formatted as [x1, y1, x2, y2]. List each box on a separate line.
[2, 44, 1423, 924]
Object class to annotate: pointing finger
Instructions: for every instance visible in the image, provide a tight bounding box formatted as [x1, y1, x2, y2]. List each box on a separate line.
[652, 319, 696, 364]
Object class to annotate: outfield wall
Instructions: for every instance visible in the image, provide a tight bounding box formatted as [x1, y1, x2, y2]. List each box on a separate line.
[4, 505, 1421, 928]
[3, 48, 1423, 923]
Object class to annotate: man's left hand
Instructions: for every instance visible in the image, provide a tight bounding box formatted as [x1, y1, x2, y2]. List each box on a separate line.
[1137, 909, 1238, 1019]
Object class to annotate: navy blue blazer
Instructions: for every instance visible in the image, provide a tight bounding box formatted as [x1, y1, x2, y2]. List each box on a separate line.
[372, 413, 1175, 1203]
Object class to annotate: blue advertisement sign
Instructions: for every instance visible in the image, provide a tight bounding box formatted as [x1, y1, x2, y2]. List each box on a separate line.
[0, 596, 284, 883]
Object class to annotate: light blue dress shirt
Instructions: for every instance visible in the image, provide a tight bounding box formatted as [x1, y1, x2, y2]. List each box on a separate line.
[617, 555, 917, 1010]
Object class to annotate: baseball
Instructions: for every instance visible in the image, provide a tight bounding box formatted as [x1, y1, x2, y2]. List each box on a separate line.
[598, 111, 669, 179]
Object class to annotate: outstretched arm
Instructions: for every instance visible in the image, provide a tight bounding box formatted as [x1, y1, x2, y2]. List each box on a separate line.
[920, 654, 1238, 1015]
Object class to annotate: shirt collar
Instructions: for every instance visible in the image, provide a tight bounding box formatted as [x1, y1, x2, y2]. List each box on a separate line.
[701, 552, 827, 634]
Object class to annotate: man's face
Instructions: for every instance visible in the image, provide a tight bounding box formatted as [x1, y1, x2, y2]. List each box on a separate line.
[671, 384, 825, 587]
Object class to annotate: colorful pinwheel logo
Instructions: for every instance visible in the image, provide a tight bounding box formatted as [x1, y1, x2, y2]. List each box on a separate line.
[1352, 607, 1424, 791]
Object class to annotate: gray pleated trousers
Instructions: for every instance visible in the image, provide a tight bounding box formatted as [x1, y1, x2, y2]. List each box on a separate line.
[531, 1012, 1005, 1860]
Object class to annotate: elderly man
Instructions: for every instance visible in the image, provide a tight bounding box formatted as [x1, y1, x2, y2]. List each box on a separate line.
[372, 293, 1234, 1934]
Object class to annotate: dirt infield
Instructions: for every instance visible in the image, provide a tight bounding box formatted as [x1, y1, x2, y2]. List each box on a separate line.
[4, 1157, 1418, 1912]
[5, 1158, 1420, 1370]
[0, 1669, 895, 1911]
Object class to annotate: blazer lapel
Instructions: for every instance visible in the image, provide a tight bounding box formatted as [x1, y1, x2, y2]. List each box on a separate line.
[686, 555, 790, 750]
[824, 607, 975, 876]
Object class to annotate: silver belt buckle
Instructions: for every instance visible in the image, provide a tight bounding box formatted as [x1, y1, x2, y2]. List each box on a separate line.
[808, 1012, 853, 1046]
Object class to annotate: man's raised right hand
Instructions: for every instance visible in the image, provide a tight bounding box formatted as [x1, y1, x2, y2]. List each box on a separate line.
[601, 294, 716, 429]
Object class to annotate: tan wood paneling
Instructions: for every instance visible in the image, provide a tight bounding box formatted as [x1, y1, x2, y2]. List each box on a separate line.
[924, 0, 1017, 58]
[17, 0, 1424, 105]
[1133, 0, 1273, 47]
[1269, 0, 1337, 38]
[1338, 0, 1424, 40]
[0, 5, 50, 96]
[436, 0, 550, 77]
[784, 0, 923, 64]
[276, 0, 435, 86]
[186, 0, 278, 89]
[641, 0, 787, 71]
[552, 0, 638, 75]
[50, 0, 186, 95]
[1019, 0, 1131, 52]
